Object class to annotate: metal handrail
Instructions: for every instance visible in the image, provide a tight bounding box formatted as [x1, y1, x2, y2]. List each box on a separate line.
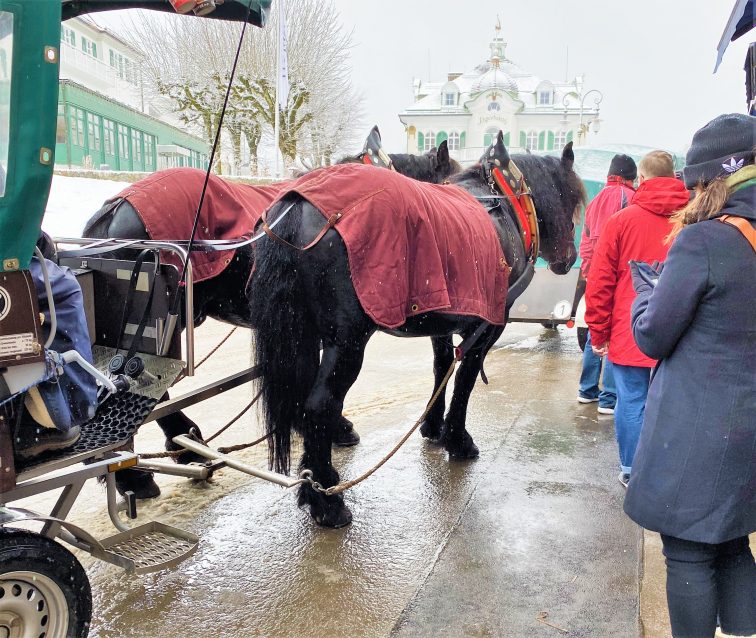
[54, 237, 197, 375]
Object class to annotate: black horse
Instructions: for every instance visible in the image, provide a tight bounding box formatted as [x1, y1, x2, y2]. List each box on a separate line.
[249, 132, 585, 527]
[82, 139, 460, 497]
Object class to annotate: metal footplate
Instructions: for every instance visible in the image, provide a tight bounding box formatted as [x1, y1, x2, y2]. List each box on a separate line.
[95, 521, 198, 574]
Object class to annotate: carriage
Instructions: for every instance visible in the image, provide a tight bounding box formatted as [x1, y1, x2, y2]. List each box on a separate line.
[0, 0, 587, 633]
[0, 2, 275, 635]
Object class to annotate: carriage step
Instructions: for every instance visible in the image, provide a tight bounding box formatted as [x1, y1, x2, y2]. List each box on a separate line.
[96, 521, 198, 574]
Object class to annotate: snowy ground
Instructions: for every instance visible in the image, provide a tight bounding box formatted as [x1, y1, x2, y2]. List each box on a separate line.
[43, 174, 133, 238]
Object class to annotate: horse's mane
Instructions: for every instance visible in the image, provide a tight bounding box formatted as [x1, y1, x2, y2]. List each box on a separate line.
[451, 155, 586, 225]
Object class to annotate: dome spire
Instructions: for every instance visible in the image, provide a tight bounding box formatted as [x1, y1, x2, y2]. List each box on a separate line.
[490, 16, 507, 62]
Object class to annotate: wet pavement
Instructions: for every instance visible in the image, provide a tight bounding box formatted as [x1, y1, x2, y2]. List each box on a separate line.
[18, 322, 642, 637]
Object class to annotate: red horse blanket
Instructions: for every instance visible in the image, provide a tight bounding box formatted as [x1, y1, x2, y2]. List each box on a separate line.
[110, 168, 285, 282]
[273, 163, 509, 329]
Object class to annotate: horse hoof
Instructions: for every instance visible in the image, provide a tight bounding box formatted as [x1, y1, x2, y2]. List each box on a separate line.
[115, 469, 161, 500]
[313, 504, 353, 528]
[420, 419, 443, 441]
[446, 441, 480, 459]
[333, 424, 360, 447]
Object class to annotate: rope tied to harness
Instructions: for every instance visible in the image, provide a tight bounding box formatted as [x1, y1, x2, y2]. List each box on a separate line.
[304, 322, 491, 496]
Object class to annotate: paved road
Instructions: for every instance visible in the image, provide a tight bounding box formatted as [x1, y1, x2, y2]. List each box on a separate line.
[32, 322, 640, 637]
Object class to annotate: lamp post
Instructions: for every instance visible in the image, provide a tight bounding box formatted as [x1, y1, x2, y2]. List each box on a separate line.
[562, 88, 603, 145]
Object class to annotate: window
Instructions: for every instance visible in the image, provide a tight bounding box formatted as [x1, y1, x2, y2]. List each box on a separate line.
[110, 50, 137, 84]
[118, 125, 130, 160]
[443, 92, 455, 107]
[60, 26, 76, 47]
[483, 128, 498, 148]
[538, 90, 552, 105]
[526, 131, 538, 151]
[69, 107, 85, 147]
[143, 134, 155, 167]
[86, 113, 101, 152]
[56, 104, 67, 144]
[555, 131, 567, 148]
[487, 101, 501, 112]
[131, 130, 143, 165]
[103, 119, 115, 155]
[422, 130, 435, 152]
[448, 131, 460, 151]
[81, 36, 97, 59]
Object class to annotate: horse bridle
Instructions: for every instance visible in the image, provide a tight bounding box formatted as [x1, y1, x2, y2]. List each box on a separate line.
[480, 158, 541, 264]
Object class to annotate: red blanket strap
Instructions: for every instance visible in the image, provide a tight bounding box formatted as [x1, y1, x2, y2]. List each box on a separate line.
[492, 167, 533, 257]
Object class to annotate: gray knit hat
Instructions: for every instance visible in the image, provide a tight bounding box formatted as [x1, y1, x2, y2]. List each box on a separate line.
[683, 113, 756, 188]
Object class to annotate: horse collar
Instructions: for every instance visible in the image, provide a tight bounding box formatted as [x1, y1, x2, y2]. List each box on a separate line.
[484, 159, 540, 262]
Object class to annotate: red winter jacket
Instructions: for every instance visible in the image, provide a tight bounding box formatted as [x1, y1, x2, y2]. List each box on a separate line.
[585, 177, 690, 367]
[579, 177, 636, 276]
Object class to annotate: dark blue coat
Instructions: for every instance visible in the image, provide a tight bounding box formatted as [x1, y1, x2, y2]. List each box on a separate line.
[623, 184, 756, 544]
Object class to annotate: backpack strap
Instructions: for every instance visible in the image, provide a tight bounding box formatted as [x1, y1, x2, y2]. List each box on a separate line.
[719, 215, 756, 253]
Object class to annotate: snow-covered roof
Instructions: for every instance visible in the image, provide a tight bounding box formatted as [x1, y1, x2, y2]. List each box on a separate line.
[401, 27, 588, 117]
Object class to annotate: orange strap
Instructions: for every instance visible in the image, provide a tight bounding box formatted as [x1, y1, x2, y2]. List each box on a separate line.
[719, 215, 756, 253]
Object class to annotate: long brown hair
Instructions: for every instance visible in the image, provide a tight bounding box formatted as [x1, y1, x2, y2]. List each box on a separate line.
[666, 176, 730, 242]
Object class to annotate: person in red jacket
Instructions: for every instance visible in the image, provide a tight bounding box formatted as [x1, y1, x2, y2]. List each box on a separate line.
[585, 151, 689, 487]
[577, 154, 636, 412]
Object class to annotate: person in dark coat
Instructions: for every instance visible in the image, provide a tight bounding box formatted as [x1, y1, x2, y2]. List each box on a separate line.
[623, 113, 756, 637]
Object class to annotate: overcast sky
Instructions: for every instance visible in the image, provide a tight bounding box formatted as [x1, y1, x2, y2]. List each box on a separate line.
[99, 0, 752, 156]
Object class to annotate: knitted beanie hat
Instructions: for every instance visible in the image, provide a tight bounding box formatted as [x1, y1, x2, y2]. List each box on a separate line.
[683, 113, 756, 188]
[607, 154, 637, 181]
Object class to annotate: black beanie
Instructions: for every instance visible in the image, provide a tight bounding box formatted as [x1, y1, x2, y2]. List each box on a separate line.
[683, 113, 756, 189]
[608, 154, 637, 181]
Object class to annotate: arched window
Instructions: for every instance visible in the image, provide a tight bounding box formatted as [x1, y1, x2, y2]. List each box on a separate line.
[487, 101, 501, 112]
[423, 131, 436, 152]
[436, 131, 448, 145]
[555, 131, 567, 148]
[526, 131, 538, 151]
[448, 131, 460, 151]
[483, 128, 498, 148]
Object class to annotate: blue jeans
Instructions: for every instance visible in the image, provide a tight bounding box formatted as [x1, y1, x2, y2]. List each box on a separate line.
[661, 534, 756, 637]
[579, 332, 616, 408]
[612, 363, 651, 474]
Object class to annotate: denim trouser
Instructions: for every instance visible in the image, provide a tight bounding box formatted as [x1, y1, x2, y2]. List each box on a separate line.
[661, 534, 756, 637]
[611, 363, 650, 474]
[578, 332, 616, 408]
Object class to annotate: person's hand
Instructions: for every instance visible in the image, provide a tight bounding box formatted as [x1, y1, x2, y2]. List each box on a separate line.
[592, 342, 609, 357]
[629, 260, 662, 293]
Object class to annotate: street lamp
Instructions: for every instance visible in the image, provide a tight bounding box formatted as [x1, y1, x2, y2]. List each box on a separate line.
[562, 88, 603, 145]
[577, 89, 603, 144]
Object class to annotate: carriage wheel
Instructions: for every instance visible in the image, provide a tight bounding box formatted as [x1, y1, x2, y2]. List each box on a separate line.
[0, 528, 92, 638]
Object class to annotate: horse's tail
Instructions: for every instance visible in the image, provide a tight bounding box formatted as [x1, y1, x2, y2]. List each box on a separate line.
[250, 200, 318, 476]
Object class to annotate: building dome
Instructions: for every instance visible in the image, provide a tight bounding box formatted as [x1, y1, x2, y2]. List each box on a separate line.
[470, 56, 518, 96]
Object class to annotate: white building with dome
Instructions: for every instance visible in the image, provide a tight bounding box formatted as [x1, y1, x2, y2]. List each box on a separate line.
[398, 23, 604, 165]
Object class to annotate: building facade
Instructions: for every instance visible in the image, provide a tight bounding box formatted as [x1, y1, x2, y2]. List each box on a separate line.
[56, 17, 208, 171]
[399, 24, 603, 164]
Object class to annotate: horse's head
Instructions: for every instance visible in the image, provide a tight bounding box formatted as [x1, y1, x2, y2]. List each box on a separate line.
[480, 133, 585, 275]
[390, 141, 461, 184]
[425, 141, 462, 184]
[535, 142, 585, 274]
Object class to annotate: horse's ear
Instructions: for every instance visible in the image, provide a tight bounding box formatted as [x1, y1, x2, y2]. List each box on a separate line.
[437, 140, 450, 166]
[561, 141, 575, 170]
[489, 130, 510, 168]
[370, 125, 382, 141]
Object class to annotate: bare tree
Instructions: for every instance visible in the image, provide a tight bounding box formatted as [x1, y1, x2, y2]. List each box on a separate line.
[126, 0, 362, 174]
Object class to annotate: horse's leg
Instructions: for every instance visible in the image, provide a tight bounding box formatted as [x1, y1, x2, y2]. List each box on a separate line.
[441, 325, 504, 459]
[299, 330, 373, 528]
[419, 336, 454, 441]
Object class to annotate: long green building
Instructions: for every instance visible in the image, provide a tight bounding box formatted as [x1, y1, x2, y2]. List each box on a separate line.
[55, 79, 208, 172]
